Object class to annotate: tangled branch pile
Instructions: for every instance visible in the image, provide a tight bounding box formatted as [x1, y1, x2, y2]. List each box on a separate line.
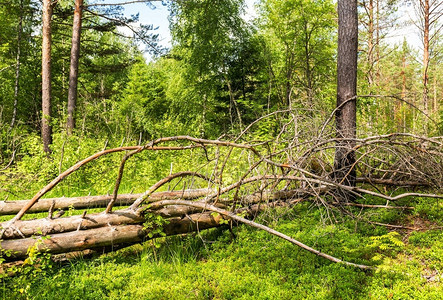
[1, 114, 442, 271]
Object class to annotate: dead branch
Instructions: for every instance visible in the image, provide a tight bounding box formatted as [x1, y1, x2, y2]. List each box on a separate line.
[331, 202, 415, 210]
[106, 147, 145, 213]
[1, 129, 442, 270]
[355, 177, 431, 187]
[10, 136, 257, 222]
[129, 172, 216, 210]
[0, 207, 263, 260]
[147, 199, 374, 270]
[9, 144, 204, 222]
[0, 149, 16, 171]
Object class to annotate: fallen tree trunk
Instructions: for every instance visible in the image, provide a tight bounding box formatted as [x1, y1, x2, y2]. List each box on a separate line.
[1, 200, 292, 260]
[0, 211, 229, 260]
[0, 189, 212, 215]
[0, 187, 308, 240]
[2, 224, 148, 259]
[6, 132, 441, 270]
[1, 198, 374, 270]
[0, 209, 145, 239]
[0, 192, 298, 240]
[0, 204, 234, 240]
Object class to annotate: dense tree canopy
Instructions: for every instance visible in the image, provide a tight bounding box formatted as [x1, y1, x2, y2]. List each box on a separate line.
[0, 0, 441, 147]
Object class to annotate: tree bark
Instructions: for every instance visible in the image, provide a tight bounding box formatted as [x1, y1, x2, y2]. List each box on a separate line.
[334, 0, 358, 190]
[422, 0, 430, 116]
[433, 66, 438, 114]
[42, 0, 55, 153]
[375, 0, 380, 83]
[0, 189, 212, 215]
[396, 43, 407, 131]
[414, 0, 443, 119]
[367, 0, 374, 88]
[67, 0, 83, 134]
[0, 194, 296, 240]
[0, 211, 230, 259]
[1, 209, 145, 239]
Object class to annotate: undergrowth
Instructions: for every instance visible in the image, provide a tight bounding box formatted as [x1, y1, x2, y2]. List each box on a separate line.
[1, 202, 442, 300]
[1, 134, 442, 299]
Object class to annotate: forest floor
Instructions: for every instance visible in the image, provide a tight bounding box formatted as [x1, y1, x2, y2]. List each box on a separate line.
[1, 197, 442, 300]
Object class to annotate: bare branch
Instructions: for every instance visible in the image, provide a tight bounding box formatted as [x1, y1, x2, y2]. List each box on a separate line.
[148, 199, 374, 270]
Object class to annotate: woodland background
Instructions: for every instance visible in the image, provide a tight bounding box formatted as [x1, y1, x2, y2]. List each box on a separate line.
[0, 0, 442, 299]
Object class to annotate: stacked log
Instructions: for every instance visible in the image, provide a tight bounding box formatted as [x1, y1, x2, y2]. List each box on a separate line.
[0, 189, 212, 215]
[0, 188, 296, 261]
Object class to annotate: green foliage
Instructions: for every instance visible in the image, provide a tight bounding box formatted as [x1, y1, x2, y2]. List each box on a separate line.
[2, 202, 442, 299]
[258, 0, 336, 108]
[367, 232, 405, 262]
[0, 0, 442, 298]
[143, 213, 170, 247]
[415, 197, 443, 223]
[119, 56, 207, 138]
[0, 0, 40, 128]
[408, 230, 442, 248]
[168, 0, 281, 134]
[0, 241, 13, 268]
[170, 0, 246, 78]
[1, 235, 55, 299]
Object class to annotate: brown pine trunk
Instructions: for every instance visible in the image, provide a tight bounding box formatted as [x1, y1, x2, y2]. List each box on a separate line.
[67, 0, 83, 134]
[433, 67, 438, 114]
[367, 0, 374, 88]
[399, 50, 407, 131]
[334, 0, 358, 191]
[422, 0, 430, 116]
[41, 0, 54, 153]
[375, 0, 380, 85]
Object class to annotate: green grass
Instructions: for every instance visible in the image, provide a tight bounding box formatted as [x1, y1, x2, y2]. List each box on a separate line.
[1, 202, 442, 300]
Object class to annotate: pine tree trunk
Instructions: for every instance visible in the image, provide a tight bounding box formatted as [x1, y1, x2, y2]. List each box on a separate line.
[42, 0, 54, 153]
[334, 0, 358, 191]
[67, 0, 83, 134]
[422, 0, 430, 116]
[367, 0, 374, 88]
[399, 49, 407, 131]
[433, 67, 438, 114]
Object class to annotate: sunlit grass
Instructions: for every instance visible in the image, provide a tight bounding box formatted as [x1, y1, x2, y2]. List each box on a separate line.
[1, 202, 442, 299]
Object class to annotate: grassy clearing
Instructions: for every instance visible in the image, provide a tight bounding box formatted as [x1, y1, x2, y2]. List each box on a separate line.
[1, 200, 442, 300]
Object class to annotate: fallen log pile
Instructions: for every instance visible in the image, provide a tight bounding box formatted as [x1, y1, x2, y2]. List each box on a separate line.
[1, 134, 442, 271]
[0, 198, 290, 260]
[0, 186, 302, 259]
